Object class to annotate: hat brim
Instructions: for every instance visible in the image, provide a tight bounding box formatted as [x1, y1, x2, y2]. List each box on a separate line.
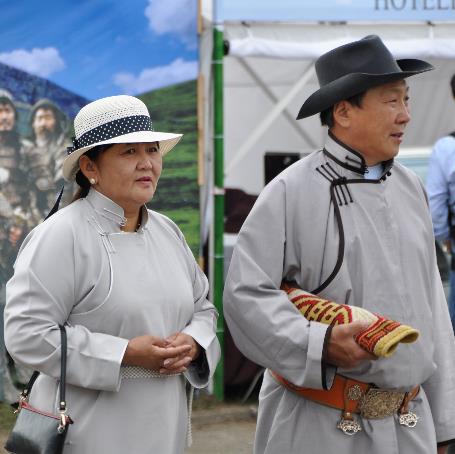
[296, 58, 434, 120]
[63, 130, 183, 181]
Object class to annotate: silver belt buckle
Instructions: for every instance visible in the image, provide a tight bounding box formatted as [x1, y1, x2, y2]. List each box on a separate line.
[337, 413, 362, 436]
[399, 411, 419, 427]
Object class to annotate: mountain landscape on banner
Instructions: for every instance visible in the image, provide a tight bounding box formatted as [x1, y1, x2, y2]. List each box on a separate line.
[0, 61, 199, 254]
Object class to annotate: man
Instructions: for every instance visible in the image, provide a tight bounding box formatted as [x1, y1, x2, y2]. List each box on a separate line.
[26, 98, 71, 215]
[224, 36, 455, 454]
[0, 89, 36, 402]
[427, 74, 455, 334]
[0, 89, 36, 285]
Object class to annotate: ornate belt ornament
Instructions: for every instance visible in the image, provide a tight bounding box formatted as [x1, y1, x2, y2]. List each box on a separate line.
[337, 383, 420, 436]
[359, 388, 404, 419]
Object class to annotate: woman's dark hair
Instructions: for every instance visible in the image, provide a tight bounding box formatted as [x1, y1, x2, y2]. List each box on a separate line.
[71, 144, 112, 202]
[319, 91, 366, 128]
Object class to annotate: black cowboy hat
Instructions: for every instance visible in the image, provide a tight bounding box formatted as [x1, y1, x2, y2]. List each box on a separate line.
[296, 35, 434, 119]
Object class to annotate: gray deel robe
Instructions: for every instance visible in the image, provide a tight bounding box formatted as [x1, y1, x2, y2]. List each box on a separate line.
[5, 189, 220, 454]
[224, 134, 455, 454]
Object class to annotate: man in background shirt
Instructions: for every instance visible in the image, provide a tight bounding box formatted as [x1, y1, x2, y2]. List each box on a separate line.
[427, 74, 455, 334]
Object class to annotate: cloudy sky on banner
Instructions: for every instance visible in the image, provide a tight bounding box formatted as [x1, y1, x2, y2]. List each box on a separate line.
[0, 0, 198, 99]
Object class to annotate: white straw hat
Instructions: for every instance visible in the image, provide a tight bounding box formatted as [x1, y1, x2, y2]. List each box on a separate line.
[63, 95, 182, 181]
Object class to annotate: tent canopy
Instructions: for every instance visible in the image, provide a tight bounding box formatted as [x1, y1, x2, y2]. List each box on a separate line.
[198, 7, 455, 394]
[217, 22, 455, 194]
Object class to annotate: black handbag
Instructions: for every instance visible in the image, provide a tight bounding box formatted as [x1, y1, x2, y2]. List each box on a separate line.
[5, 324, 73, 454]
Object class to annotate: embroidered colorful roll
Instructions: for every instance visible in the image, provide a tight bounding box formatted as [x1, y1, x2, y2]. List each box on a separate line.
[282, 282, 419, 358]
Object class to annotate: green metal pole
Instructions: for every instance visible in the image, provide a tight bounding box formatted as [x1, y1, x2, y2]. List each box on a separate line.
[213, 24, 225, 401]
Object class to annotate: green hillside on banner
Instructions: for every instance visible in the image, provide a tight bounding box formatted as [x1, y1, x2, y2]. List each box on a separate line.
[139, 80, 199, 256]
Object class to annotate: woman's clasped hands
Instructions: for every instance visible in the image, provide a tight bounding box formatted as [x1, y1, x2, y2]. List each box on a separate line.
[123, 333, 200, 374]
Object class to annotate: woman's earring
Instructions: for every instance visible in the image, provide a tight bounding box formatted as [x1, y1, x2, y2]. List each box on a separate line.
[89, 178, 96, 185]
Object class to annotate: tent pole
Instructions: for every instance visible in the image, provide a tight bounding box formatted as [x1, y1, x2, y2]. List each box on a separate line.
[213, 22, 225, 401]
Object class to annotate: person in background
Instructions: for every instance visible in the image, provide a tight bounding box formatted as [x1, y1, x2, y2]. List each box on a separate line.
[0, 89, 36, 403]
[26, 98, 73, 214]
[426, 74, 455, 334]
[224, 35, 455, 454]
[5, 95, 220, 453]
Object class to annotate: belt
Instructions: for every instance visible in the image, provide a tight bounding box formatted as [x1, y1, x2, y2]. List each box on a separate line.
[270, 371, 420, 435]
[120, 366, 182, 379]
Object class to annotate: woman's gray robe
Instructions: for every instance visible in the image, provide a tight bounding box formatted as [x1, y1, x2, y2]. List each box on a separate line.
[224, 135, 455, 454]
[5, 189, 220, 454]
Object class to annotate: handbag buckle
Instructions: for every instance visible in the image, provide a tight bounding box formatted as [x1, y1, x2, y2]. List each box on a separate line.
[13, 394, 29, 414]
[57, 403, 73, 434]
[58, 412, 70, 433]
[58, 415, 67, 434]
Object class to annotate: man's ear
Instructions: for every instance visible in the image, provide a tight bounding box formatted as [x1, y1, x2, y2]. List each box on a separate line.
[332, 100, 352, 129]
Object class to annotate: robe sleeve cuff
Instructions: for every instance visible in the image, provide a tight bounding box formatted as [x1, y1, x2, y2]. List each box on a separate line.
[102, 337, 129, 392]
[184, 350, 209, 387]
[300, 321, 333, 389]
[67, 334, 129, 392]
[182, 333, 220, 388]
[182, 323, 216, 353]
[321, 324, 337, 390]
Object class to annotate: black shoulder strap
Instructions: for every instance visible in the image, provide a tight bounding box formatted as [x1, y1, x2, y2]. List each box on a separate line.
[8, 187, 66, 407]
[20, 325, 67, 407]
[44, 186, 64, 220]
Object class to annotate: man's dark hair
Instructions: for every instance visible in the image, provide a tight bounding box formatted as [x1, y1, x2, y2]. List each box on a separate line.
[0, 98, 17, 120]
[30, 100, 66, 140]
[0, 98, 19, 146]
[0, 90, 16, 117]
[320, 92, 366, 128]
[451, 74, 455, 98]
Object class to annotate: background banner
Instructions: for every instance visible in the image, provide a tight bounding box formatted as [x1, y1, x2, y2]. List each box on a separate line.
[220, 0, 455, 22]
[0, 0, 199, 403]
[0, 0, 200, 266]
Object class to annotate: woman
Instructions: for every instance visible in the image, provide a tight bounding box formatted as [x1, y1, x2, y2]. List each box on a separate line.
[4, 95, 220, 454]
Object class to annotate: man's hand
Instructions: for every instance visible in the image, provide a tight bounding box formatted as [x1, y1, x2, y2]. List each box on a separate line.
[437, 446, 448, 454]
[122, 335, 192, 373]
[160, 332, 201, 374]
[326, 321, 377, 368]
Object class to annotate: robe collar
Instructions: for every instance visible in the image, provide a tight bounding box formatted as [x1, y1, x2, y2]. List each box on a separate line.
[322, 131, 394, 180]
[85, 188, 149, 233]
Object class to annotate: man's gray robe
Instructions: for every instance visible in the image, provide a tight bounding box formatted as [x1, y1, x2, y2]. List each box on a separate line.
[224, 134, 455, 454]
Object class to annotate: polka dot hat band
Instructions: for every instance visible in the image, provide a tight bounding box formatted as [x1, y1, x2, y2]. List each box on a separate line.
[62, 95, 182, 181]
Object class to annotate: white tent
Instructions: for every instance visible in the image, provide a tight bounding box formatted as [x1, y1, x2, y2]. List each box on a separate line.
[200, 20, 455, 195]
[198, 13, 455, 306]
[198, 6, 455, 396]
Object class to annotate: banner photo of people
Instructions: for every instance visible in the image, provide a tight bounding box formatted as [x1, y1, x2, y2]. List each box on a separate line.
[0, 0, 198, 404]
